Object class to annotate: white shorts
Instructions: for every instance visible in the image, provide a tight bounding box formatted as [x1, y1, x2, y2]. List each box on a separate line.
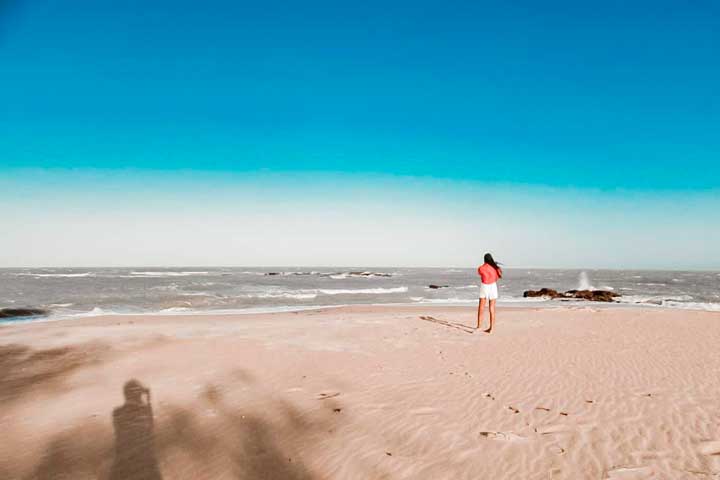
[479, 282, 498, 300]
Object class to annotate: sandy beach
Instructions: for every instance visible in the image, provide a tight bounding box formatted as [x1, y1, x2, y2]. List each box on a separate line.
[2, 305, 720, 479]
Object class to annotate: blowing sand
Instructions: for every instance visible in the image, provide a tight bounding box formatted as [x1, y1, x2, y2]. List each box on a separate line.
[1, 306, 720, 479]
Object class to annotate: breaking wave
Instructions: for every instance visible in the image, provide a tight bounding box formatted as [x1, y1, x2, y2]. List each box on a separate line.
[252, 292, 319, 300]
[131, 271, 210, 277]
[264, 271, 397, 278]
[16, 273, 94, 278]
[317, 287, 408, 295]
[617, 294, 720, 310]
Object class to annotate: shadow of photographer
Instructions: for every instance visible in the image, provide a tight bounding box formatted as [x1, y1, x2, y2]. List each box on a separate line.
[109, 379, 163, 480]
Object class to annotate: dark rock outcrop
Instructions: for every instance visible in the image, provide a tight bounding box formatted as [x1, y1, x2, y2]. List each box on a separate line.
[0, 308, 50, 319]
[566, 290, 620, 302]
[523, 288, 561, 298]
[523, 289, 620, 302]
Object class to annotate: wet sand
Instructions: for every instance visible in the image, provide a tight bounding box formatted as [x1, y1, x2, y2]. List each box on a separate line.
[2, 306, 720, 479]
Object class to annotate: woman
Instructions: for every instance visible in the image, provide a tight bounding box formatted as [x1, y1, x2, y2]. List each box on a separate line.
[477, 253, 502, 333]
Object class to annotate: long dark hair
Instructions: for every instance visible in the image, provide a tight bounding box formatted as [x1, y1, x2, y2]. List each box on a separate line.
[484, 253, 502, 278]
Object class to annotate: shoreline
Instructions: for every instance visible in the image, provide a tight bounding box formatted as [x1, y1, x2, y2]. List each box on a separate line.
[2, 297, 719, 327]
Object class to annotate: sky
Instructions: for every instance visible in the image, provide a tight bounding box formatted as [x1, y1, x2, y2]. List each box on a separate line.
[1, 0, 719, 268]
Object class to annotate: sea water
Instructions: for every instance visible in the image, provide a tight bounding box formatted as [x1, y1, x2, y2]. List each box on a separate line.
[1, 267, 719, 321]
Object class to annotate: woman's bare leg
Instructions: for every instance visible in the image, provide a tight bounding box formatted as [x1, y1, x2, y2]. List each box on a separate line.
[485, 299, 497, 333]
[476, 297, 487, 329]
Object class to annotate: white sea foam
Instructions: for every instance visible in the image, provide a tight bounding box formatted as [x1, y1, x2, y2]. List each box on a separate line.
[619, 295, 720, 311]
[499, 296, 549, 303]
[411, 297, 474, 304]
[619, 294, 702, 308]
[269, 271, 398, 279]
[180, 292, 224, 298]
[48, 304, 345, 319]
[252, 292, 318, 300]
[131, 271, 210, 277]
[317, 287, 408, 295]
[78, 307, 108, 316]
[243, 286, 408, 297]
[663, 301, 720, 311]
[268, 271, 322, 276]
[338, 271, 397, 278]
[641, 294, 694, 303]
[16, 273, 94, 278]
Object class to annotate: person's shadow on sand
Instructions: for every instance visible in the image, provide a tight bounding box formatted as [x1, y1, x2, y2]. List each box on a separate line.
[109, 379, 163, 480]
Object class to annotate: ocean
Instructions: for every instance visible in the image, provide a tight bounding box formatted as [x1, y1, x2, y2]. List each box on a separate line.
[1, 267, 718, 322]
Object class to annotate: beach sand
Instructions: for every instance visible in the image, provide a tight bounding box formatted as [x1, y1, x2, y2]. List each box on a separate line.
[2, 306, 720, 479]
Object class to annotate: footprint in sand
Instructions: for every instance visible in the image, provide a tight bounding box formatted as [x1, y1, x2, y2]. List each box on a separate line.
[317, 392, 340, 400]
[548, 445, 565, 455]
[605, 466, 654, 479]
[479, 431, 527, 442]
[537, 424, 574, 437]
[699, 440, 720, 456]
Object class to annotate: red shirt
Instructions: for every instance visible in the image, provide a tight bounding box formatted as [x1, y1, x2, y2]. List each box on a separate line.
[477, 263, 501, 284]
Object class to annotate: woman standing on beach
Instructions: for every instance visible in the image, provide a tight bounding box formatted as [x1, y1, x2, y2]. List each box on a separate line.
[477, 253, 502, 333]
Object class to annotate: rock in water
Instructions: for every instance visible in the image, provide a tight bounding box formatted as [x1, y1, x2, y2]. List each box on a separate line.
[566, 290, 620, 302]
[523, 289, 620, 302]
[428, 285, 449, 289]
[523, 288, 562, 299]
[0, 308, 50, 319]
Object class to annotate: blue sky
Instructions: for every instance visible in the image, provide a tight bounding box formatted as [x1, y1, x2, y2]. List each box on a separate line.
[1, 1, 719, 267]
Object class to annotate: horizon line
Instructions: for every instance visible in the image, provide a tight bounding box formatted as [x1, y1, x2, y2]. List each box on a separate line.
[1, 265, 718, 272]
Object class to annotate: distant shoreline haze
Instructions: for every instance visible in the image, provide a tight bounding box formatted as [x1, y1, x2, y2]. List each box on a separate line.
[2, 171, 718, 270]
